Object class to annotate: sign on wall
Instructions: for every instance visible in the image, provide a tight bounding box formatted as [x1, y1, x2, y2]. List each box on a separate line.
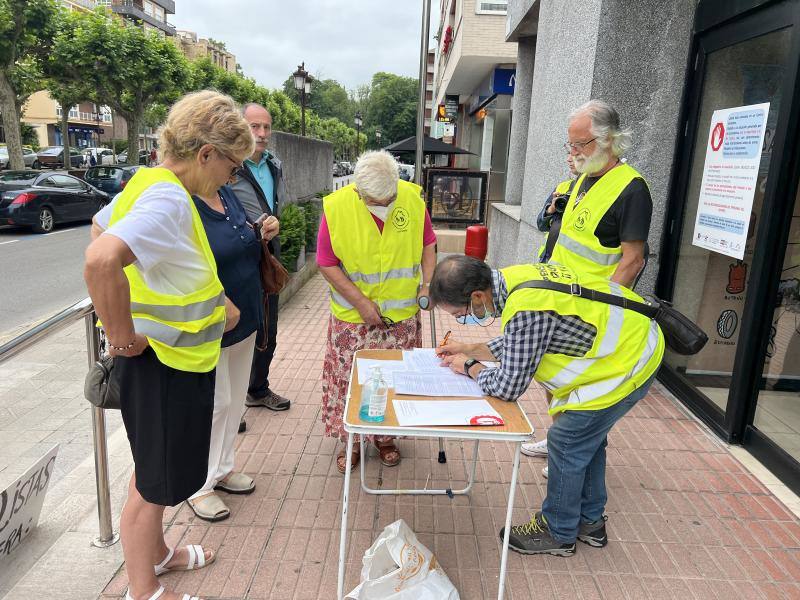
[691, 102, 770, 259]
[0, 445, 58, 561]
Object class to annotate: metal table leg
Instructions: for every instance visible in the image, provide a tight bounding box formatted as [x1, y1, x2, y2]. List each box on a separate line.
[497, 442, 522, 600]
[337, 432, 355, 600]
[359, 438, 480, 496]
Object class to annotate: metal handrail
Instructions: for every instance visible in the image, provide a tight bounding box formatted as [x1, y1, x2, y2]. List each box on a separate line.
[0, 298, 118, 547]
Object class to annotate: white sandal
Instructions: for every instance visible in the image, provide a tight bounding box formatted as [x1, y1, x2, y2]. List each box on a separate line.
[125, 587, 201, 600]
[154, 544, 216, 576]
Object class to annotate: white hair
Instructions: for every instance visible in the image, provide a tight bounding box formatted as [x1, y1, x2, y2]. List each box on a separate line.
[570, 99, 632, 157]
[354, 150, 399, 202]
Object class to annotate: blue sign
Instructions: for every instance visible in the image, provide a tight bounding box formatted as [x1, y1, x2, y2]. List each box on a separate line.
[491, 68, 516, 95]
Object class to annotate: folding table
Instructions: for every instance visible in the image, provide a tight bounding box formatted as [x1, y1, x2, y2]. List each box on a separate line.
[337, 348, 534, 600]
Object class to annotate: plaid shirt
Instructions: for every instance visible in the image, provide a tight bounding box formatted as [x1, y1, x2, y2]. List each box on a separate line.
[476, 271, 597, 401]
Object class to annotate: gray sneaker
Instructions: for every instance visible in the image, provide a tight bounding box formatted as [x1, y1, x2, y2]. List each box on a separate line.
[499, 511, 575, 557]
[578, 515, 608, 547]
[245, 390, 291, 411]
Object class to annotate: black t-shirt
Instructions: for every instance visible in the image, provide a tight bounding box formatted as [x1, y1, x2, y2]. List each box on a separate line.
[579, 176, 652, 248]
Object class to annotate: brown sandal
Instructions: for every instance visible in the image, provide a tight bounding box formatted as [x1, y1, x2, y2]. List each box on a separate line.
[336, 444, 360, 474]
[374, 440, 401, 467]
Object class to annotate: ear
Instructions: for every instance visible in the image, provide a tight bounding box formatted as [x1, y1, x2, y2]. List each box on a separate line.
[198, 144, 215, 164]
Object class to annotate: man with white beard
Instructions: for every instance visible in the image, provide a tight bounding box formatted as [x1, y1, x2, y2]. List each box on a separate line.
[521, 100, 652, 463]
[542, 100, 652, 288]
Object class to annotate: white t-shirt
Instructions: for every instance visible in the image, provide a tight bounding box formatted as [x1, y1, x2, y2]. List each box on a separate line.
[95, 182, 215, 296]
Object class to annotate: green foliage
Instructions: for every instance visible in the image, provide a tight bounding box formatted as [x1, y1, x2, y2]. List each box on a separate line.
[282, 76, 352, 124]
[51, 9, 191, 153]
[20, 123, 39, 150]
[143, 103, 168, 129]
[298, 200, 321, 249]
[366, 72, 418, 145]
[0, 0, 59, 169]
[278, 203, 306, 272]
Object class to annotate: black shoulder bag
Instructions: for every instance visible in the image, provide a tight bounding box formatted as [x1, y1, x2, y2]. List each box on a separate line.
[509, 280, 708, 355]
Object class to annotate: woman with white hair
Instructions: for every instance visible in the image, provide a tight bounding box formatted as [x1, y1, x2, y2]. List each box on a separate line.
[317, 150, 437, 473]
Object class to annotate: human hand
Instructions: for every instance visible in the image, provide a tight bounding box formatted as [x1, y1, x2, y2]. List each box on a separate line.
[440, 352, 469, 375]
[435, 340, 472, 358]
[224, 297, 240, 332]
[546, 200, 557, 215]
[261, 215, 280, 241]
[108, 333, 149, 357]
[357, 298, 385, 327]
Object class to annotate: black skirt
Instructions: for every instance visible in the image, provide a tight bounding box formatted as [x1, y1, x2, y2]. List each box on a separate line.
[116, 347, 215, 506]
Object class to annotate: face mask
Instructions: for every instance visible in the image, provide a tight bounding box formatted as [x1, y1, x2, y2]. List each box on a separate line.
[456, 299, 494, 326]
[366, 200, 395, 221]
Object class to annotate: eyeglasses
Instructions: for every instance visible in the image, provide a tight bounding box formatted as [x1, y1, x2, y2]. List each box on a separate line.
[562, 138, 596, 153]
[215, 148, 242, 178]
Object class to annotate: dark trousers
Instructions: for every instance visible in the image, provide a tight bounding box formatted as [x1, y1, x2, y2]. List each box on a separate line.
[248, 293, 279, 398]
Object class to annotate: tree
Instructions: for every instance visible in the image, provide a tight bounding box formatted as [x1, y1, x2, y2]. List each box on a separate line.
[44, 9, 94, 168]
[365, 72, 418, 145]
[55, 10, 190, 156]
[282, 76, 352, 124]
[0, 0, 59, 169]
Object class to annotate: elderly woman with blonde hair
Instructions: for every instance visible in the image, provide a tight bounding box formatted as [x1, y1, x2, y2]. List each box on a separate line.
[317, 150, 437, 473]
[85, 90, 254, 600]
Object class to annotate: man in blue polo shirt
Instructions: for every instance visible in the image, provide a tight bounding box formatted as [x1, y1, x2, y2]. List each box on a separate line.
[231, 103, 292, 427]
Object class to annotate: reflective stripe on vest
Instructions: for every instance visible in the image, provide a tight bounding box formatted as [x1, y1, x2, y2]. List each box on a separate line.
[549, 163, 645, 279]
[130, 291, 225, 323]
[106, 167, 225, 372]
[500, 263, 664, 414]
[324, 179, 424, 324]
[133, 318, 227, 348]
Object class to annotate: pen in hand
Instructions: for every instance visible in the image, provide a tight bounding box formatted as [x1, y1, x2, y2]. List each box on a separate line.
[439, 330, 451, 348]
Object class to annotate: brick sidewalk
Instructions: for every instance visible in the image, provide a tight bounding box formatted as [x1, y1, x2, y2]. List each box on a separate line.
[98, 273, 800, 599]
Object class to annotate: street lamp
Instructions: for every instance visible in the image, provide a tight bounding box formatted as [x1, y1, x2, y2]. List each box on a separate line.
[293, 62, 311, 136]
[354, 111, 363, 158]
[375, 127, 382, 148]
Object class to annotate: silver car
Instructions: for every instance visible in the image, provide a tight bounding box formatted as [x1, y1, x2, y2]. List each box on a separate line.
[0, 147, 40, 170]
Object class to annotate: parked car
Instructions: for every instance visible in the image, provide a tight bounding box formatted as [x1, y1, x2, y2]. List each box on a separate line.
[117, 149, 148, 165]
[332, 161, 346, 177]
[36, 146, 84, 169]
[0, 170, 110, 233]
[85, 165, 139, 195]
[398, 163, 415, 182]
[83, 147, 116, 166]
[340, 161, 353, 174]
[0, 146, 40, 170]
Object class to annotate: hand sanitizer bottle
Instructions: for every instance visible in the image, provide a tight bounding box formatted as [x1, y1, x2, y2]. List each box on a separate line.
[360, 367, 388, 423]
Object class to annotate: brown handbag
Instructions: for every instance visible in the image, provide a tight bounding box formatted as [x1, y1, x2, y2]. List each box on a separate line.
[256, 236, 289, 351]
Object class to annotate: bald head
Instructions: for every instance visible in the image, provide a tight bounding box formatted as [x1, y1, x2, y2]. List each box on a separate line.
[243, 103, 272, 159]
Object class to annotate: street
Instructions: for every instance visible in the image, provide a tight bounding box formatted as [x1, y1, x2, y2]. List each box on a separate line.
[0, 223, 91, 338]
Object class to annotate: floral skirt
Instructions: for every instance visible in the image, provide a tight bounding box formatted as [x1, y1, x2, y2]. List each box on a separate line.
[321, 313, 422, 443]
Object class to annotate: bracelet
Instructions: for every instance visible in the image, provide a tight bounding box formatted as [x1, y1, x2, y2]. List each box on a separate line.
[109, 338, 136, 352]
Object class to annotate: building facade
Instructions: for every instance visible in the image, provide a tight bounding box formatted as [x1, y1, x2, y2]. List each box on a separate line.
[173, 30, 237, 72]
[493, 0, 800, 494]
[111, 0, 175, 36]
[430, 0, 517, 201]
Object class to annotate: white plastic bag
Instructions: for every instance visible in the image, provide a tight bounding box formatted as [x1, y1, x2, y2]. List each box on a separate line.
[345, 519, 460, 600]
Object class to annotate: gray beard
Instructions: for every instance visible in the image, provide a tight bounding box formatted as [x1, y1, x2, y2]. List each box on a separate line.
[575, 149, 611, 175]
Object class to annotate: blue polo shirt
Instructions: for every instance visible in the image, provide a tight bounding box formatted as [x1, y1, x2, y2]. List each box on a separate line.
[193, 186, 263, 348]
[244, 151, 275, 212]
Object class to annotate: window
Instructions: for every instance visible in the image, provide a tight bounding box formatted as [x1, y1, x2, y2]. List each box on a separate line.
[51, 174, 83, 189]
[143, 0, 155, 17]
[476, 0, 507, 14]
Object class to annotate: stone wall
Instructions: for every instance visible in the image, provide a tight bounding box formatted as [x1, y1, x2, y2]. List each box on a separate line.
[268, 132, 333, 203]
[488, 0, 698, 295]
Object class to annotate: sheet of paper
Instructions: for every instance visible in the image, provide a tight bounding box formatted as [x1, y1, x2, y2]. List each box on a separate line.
[402, 348, 443, 371]
[392, 370, 485, 397]
[393, 399, 504, 427]
[356, 359, 407, 385]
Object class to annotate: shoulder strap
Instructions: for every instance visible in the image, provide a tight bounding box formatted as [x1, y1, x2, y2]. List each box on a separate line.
[542, 178, 578, 260]
[508, 279, 658, 319]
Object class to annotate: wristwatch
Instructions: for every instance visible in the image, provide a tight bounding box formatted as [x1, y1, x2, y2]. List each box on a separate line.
[463, 358, 479, 377]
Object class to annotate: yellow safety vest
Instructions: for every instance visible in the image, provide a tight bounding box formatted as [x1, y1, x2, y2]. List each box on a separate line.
[500, 263, 663, 415]
[549, 163, 647, 279]
[106, 167, 226, 373]
[536, 178, 575, 262]
[324, 180, 424, 323]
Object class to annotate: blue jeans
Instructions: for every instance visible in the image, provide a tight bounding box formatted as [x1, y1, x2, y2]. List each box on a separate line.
[542, 376, 655, 543]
